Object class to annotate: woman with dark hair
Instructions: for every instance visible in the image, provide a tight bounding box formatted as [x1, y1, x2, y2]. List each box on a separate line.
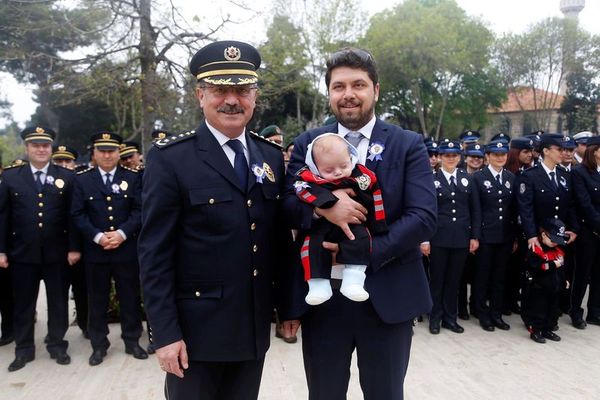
[569, 136, 600, 329]
[505, 137, 534, 175]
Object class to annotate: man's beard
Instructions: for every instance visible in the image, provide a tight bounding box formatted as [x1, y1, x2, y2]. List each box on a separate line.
[333, 100, 374, 131]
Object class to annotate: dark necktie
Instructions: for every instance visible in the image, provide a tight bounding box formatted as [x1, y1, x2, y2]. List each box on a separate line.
[34, 171, 43, 192]
[495, 174, 501, 185]
[227, 139, 248, 190]
[549, 171, 558, 190]
[345, 131, 363, 148]
[450, 175, 457, 190]
[104, 173, 112, 190]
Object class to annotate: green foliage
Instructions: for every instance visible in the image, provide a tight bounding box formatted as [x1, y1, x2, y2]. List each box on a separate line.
[560, 66, 599, 133]
[0, 123, 24, 167]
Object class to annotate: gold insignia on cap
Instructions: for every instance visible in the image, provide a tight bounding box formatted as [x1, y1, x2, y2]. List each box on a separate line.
[224, 46, 241, 61]
[120, 181, 128, 191]
[102, 133, 111, 140]
[120, 143, 126, 149]
[58, 146, 66, 151]
[158, 132, 166, 139]
[263, 162, 275, 183]
[36, 127, 45, 134]
[55, 179, 65, 189]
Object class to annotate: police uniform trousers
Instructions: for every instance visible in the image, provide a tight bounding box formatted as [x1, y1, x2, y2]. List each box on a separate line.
[522, 269, 564, 332]
[164, 357, 265, 400]
[571, 227, 600, 320]
[472, 242, 512, 323]
[0, 266, 14, 339]
[69, 259, 88, 334]
[429, 246, 469, 324]
[302, 288, 413, 400]
[560, 243, 575, 314]
[85, 261, 142, 350]
[504, 235, 527, 313]
[458, 253, 475, 315]
[11, 261, 69, 357]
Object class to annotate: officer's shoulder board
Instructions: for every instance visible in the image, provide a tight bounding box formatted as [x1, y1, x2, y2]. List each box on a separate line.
[77, 166, 95, 175]
[120, 165, 139, 173]
[3, 159, 28, 170]
[249, 131, 283, 150]
[154, 130, 196, 149]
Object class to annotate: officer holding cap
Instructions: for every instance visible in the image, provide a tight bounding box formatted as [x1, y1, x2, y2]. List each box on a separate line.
[71, 131, 146, 366]
[138, 41, 286, 399]
[0, 127, 80, 371]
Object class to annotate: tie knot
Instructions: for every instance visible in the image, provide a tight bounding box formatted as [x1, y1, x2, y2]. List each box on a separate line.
[345, 131, 363, 148]
[35, 171, 42, 177]
[227, 139, 245, 155]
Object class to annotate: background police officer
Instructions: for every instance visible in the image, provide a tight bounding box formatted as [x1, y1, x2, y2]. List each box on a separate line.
[0, 127, 80, 371]
[71, 131, 146, 366]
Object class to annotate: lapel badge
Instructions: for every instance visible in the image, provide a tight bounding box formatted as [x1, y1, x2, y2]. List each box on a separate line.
[111, 183, 120, 194]
[520, 183, 526, 194]
[356, 174, 371, 191]
[263, 162, 275, 182]
[367, 142, 385, 162]
[461, 177, 469, 187]
[55, 178, 65, 189]
[505, 180, 510, 189]
[252, 164, 266, 184]
[46, 175, 55, 185]
[434, 180, 441, 189]
[119, 180, 129, 191]
[483, 180, 492, 189]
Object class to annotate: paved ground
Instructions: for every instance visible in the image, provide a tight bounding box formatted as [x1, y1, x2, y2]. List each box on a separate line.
[1, 285, 599, 399]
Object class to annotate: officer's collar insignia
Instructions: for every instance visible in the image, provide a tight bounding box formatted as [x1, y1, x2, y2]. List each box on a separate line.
[368, 142, 385, 162]
[224, 46, 241, 61]
[263, 162, 275, 183]
[484, 180, 492, 189]
[252, 164, 266, 183]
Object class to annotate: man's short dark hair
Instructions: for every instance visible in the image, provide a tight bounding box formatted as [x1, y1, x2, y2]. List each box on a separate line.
[325, 47, 379, 88]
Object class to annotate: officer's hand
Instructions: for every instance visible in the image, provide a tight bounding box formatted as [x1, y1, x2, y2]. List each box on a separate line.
[98, 234, 111, 248]
[420, 242, 431, 257]
[528, 237, 541, 251]
[105, 231, 125, 248]
[282, 320, 301, 338]
[512, 240, 518, 254]
[315, 188, 367, 241]
[0, 254, 8, 269]
[67, 251, 81, 266]
[322, 241, 340, 265]
[469, 239, 479, 254]
[156, 339, 189, 378]
[566, 231, 577, 244]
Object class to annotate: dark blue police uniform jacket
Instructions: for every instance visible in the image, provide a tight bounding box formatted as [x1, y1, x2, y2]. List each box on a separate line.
[71, 166, 141, 263]
[517, 164, 579, 239]
[281, 119, 437, 323]
[472, 167, 516, 244]
[138, 122, 286, 362]
[430, 169, 481, 248]
[0, 163, 78, 264]
[571, 164, 600, 233]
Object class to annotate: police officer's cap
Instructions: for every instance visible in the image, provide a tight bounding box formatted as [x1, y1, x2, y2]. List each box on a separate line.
[438, 139, 461, 154]
[539, 133, 564, 150]
[525, 133, 542, 148]
[260, 125, 282, 139]
[485, 140, 508, 154]
[573, 131, 593, 144]
[490, 132, 511, 144]
[120, 141, 140, 159]
[464, 142, 484, 157]
[561, 136, 576, 150]
[510, 137, 534, 150]
[458, 130, 480, 143]
[90, 131, 123, 151]
[190, 40, 261, 85]
[541, 218, 569, 246]
[425, 140, 439, 155]
[586, 136, 600, 146]
[52, 145, 78, 161]
[20, 126, 56, 144]
[151, 130, 172, 141]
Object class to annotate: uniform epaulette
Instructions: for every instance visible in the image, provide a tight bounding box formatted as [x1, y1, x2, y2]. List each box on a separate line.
[77, 166, 95, 175]
[249, 131, 283, 150]
[136, 164, 145, 171]
[154, 130, 196, 149]
[3, 160, 28, 170]
[121, 165, 139, 173]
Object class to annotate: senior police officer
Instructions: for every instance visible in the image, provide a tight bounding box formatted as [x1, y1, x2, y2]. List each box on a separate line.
[138, 41, 286, 400]
[0, 127, 80, 371]
[71, 132, 147, 366]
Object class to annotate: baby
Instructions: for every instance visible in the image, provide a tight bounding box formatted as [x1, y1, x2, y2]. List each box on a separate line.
[293, 133, 387, 305]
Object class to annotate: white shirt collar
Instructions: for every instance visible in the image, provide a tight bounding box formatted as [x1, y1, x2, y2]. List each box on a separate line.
[488, 164, 502, 179]
[561, 163, 571, 172]
[98, 166, 117, 176]
[206, 120, 248, 151]
[441, 168, 457, 183]
[337, 115, 376, 140]
[540, 160, 556, 176]
[574, 153, 583, 163]
[29, 163, 49, 175]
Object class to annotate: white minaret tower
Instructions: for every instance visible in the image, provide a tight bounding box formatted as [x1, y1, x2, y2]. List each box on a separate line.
[560, 0, 585, 19]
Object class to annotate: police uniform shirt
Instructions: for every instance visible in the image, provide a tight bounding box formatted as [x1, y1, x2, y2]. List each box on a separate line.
[488, 165, 502, 183]
[441, 168, 458, 187]
[337, 116, 376, 164]
[206, 121, 249, 167]
[92, 166, 127, 244]
[29, 163, 49, 185]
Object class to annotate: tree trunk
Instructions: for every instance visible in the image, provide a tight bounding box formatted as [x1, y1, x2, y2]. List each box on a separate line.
[139, 0, 158, 154]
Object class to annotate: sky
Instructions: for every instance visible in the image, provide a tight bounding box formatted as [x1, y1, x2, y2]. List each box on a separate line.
[2, 0, 599, 126]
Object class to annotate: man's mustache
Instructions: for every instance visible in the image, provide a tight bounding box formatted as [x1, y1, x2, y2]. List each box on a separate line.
[218, 105, 245, 114]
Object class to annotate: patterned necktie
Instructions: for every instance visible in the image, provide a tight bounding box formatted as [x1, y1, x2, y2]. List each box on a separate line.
[345, 131, 364, 148]
[549, 171, 558, 190]
[450, 175, 457, 190]
[227, 139, 249, 190]
[34, 171, 43, 192]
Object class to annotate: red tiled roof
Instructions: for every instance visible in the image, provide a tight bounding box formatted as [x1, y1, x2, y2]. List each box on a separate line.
[491, 87, 565, 113]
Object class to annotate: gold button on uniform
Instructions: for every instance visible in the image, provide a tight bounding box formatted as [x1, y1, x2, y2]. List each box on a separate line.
[253, 245, 258, 252]
[110, 226, 115, 231]
[38, 193, 43, 198]
[108, 206, 113, 211]
[109, 216, 114, 221]
[250, 223, 256, 231]
[38, 202, 44, 207]
[107, 196, 112, 201]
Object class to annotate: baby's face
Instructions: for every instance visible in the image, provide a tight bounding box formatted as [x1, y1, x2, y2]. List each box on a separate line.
[315, 144, 353, 181]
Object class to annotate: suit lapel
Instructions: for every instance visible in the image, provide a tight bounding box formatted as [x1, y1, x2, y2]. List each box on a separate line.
[365, 120, 391, 172]
[196, 122, 245, 192]
[20, 164, 38, 193]
[537, 166, 559, 194]
[246, 134, 267, 193]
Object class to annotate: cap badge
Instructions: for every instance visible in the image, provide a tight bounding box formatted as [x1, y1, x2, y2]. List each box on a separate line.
[35, 127, 45, 134]
[432, 142, 438, 148]
[224, 46, 241, 61]
[58, 146, 66, 151]
[448, 142, 454, 148]
[497, 142, 503, 148]
[102, 133, 111, 140]
[475, 144, 481, 150]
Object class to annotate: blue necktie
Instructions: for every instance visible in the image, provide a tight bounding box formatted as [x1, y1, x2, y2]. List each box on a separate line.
[227, 139, 248, 190]
[549, 171, 558, 190]
[34, 171, 43, 192]
[104, 173, 112, 190]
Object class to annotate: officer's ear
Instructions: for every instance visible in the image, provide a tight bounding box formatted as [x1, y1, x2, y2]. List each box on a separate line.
[195, 85, 205, 108]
